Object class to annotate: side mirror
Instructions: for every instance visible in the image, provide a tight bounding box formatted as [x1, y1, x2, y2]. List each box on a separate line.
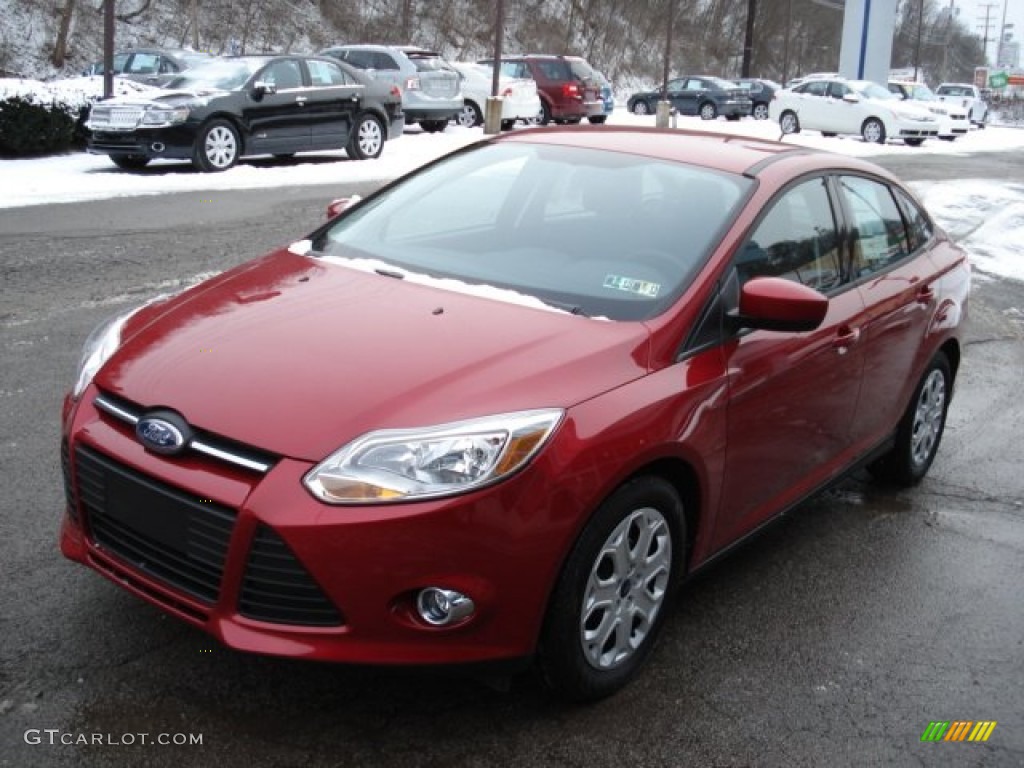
[253, 80, 276, 96]
[728, 277, 828, 333]
[842, 93, 860, 104]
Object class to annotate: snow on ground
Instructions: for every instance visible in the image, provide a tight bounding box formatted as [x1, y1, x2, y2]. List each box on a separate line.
[0, 101, 1022, 281]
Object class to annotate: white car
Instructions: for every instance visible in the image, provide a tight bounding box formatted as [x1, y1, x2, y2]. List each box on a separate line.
[888, 81, 969, 141]
[770, 77, 940, 145]
[449, 62, 541, 129]
[935, 83, 989, 127]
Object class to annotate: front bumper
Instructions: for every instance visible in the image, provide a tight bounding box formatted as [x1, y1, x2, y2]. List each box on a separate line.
[87, 126, 198, 160]
[60, 389, 574, 665]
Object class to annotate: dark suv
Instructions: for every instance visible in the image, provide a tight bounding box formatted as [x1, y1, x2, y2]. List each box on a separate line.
[478, 54, 602, 125]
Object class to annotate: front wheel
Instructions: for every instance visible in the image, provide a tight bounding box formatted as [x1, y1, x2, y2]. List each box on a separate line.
[779, 110, 800, 134]
[699, 102, 717, 120]
[347, 114, 384, 160]
[868, 351, 952, 486]
[539, 476, 684, 702]
[456, 101, 482, 128]
[111, 154, 150, 170]
[631, 100, 651, 115]
[192, 119, 240, 172]
[861, 117, 886, 144]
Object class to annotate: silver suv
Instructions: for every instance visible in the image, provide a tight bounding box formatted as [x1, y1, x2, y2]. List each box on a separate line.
[320, 45, 462, 132]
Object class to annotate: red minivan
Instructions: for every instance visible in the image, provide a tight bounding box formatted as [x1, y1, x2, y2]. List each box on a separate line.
[479, 54, 603, 125]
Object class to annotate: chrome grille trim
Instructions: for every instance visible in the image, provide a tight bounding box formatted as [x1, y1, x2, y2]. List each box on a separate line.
[93, 392, 276, 474]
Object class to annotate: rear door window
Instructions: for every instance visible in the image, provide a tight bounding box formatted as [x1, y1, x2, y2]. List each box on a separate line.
[839, 176, 911, 278]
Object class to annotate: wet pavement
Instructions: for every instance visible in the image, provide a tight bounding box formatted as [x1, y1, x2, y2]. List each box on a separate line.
[1, 152, 1022, 767]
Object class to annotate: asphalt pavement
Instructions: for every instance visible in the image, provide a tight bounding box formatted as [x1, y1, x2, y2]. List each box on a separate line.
[1, 150, 1022, 767]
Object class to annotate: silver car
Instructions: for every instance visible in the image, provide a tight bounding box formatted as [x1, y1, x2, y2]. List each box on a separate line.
[320, 44, 462, 133]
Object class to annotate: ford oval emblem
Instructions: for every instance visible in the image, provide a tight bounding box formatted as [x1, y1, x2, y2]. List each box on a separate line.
[136, 417, 186, 455]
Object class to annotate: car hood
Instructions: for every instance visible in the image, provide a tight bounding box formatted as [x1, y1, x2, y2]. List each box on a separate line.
[95, 249, 651, 462]
[99, 88, 227, 107]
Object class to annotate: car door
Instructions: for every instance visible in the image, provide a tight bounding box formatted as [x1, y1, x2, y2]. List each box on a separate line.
[303, 59, 361, 150]
[714, 176, 866, 547]
[793, 80, 830, 128]
[676, 78, 706, 114]
[243, 58, 313, 155]
[837, 175, 938, 450]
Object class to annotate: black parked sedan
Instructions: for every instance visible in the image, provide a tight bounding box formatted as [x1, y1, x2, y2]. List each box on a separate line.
[86, 55, 404, 172]
[627, 76, 752, 120]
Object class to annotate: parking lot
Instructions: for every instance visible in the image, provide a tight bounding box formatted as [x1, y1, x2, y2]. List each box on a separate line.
[1, 141, 1022, 767]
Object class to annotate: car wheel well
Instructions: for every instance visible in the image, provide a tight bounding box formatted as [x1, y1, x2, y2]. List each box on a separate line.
[203, 113, 247, 152]
[940, 338, 961, 389]
[625, 458, 700, 567]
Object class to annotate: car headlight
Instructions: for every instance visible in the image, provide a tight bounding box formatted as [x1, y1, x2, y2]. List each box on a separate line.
[304, 409, 564, 504]
[139, 106, 190, 127]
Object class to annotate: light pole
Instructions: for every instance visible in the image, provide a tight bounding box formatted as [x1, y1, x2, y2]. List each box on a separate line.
[484, 0, 505, 134]
[656, 0, 676, 128]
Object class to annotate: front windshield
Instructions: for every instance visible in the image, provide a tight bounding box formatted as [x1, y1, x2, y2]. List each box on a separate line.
[908, 84, 937, 100]
[165, 59, 262, 90]
[851, 80, 897, 100]
[311, 142, 750, 321]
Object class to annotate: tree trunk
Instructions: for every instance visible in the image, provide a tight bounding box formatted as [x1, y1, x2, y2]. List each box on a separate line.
[52, 0, 77, 69]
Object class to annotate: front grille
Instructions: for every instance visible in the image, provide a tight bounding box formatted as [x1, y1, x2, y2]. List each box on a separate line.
[240, 525, 343, 627]
[88, 105, 145, 130]
[61, 438, 78, 523]
[75, 445, 235, 604]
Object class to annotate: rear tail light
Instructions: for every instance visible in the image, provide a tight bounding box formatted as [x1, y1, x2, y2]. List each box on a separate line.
[501, 87, 513, 97]
[390, 85, 402, 98]
[405, 77, 421, 91]
[561, 82, 581, 99]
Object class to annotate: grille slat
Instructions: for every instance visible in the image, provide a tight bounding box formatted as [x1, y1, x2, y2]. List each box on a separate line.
[240, 526, 343, 627]
[61, 439, 78, 522]
[75, 445, 235, 604]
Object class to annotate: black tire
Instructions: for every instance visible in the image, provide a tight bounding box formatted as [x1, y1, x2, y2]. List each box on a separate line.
[699, 102, 717, 120]
[419, 119, 447, 134]
[192, 119, 240, 172]
[346, 113, 384, 160]
[868, 351, 952, 487]
[538, 476, 685, 703]
[456, 101, 482, 128]
[500, 119, 516, 131]
[110, 154, 150, 170]
[588, 114, 607, 124]
[861, 117, 886, 144]
[564, 117, 582, 125]
[725, 114, 741, 121]
[752, 102, 770, 120]
[631, 100, 651, 116]
[535, 101, 552, 125]
[904, 138, 925, 147]
[779, 110, 800, 134]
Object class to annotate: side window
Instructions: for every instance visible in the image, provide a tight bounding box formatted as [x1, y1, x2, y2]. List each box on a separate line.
[126, 53, 160, 75]
[344, 50, 374, 69]
[892, 187, 934, 252]
[840, 176, 911, 277]
[499, 61, 526, 79]
[262, 60, 303, 89]
[827, 82, 849, 99]
[736, 177, 842, 292]
[802, 81, 828, 97]
[684, 78, 704, 90]
[112, 53, 130, 73]
[308, 60, 350, 86]
[373, 52, 399, 70]
[158, 57, 180, 74]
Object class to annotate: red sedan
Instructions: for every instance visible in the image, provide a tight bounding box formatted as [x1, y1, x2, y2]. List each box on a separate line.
[60, 127, 969, 701]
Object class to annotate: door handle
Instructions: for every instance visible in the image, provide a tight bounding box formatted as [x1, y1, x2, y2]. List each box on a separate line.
[916, 285, 935, 305]
[833, 326, 860, 354]
[295, 96, 308, 105]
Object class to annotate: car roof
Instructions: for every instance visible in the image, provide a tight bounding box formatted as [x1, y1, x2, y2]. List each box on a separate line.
[494, 126, 898, 181]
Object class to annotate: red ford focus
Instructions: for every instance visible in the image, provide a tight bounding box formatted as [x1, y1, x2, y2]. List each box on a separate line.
[60, 127, 969, 701]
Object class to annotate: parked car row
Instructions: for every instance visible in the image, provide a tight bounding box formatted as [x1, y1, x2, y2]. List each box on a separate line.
[83, 46, 610, 171]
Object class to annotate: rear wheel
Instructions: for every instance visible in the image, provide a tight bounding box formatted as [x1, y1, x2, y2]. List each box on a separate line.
[631, 100, 651, 115]
[699, 102, 717, 120]
[588, 114, 607, 124]
[346, 113, 384, 160]
[868, 351, 952, 486]
[779, 110, 800, 134]
[192, 119, 240, 172]
[533, 101, 552, 126]
[861, 117, 886, 144]
[539, 476, 684, 702]
[752, 102, 769, 120]
[500, 119, 516, 131]
[111, 154, 150, 170]
[456, 101, 481, 128]
[904, 138, 925, 147]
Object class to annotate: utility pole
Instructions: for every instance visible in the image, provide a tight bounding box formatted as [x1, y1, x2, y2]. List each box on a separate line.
[977, 3, 999, 64]
[913, 0, 925, 82]
[103, 0, 114, 99]
[741, 0, 756, 78]
[996, 0, 1009, 66]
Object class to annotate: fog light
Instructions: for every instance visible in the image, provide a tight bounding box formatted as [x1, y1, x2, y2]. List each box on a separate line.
[416, 587, 475, 626]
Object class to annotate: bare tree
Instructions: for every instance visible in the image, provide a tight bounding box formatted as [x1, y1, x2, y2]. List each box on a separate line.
[52, 0, 77, 68]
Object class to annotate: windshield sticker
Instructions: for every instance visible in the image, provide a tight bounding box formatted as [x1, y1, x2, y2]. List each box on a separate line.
[603, 275, 661, 298]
